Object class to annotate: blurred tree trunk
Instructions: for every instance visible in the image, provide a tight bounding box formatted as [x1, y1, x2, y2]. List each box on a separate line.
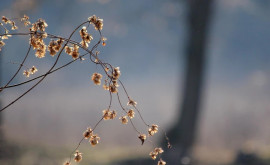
[164, 0, 213, 164]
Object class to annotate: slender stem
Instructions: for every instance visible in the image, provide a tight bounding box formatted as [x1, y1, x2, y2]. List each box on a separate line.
[0, 44, 32, 93]
[0, 21, 89, 112]
[68, 115, 104, 163]
[0, 52, 88, 89]
[0, 31, 104, 90]
[119, 80, 150, 127]
[117, 92, 140, 134]
[68, 137, 85, 163]
[0, 32, 31, 37]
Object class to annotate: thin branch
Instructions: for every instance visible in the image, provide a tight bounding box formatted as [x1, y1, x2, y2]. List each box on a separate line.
[0, 44, 32, 93]
[119, 80, 150, 127]
[0, 31, 105, 90]
[117, 92, 141, 134]
[68, 137, 85, 163]
[0, 21, 90, 112]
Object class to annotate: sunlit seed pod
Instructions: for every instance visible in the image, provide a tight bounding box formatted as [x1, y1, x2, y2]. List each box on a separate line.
[158, 158, 166, 165]
[83, 127, 93, 139]
[149, 151, 158, 160]
[74, 150, 82, 162]
[90, 134, 100, 146]
[127, 109, 135, 119]
[119, 116, 128, 124]
[127, 99, 137, 106]
[138, 134, 146, 145]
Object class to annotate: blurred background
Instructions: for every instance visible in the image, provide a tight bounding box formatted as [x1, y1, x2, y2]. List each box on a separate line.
[1, 0, 270, 164]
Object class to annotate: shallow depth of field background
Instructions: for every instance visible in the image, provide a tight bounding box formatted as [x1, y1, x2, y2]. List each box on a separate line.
[1, 0, 270, 165]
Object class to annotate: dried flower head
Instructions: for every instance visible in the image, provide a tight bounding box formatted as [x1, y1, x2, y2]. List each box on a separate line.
[55, 38, 63, 51]
[85, 34, 93, 42]
[102, 37, 107, 46]
[109, 85, 118, 93]
[71, 45, 79, 59]
[112, 79, 119, 87]
[158, 158, 166, 165]
[80, 40, 88, 48]
[95, 19, 103, 30]
[138, 134, 146, 145]
[2, 16, 9, 24]
[103, 109, 111, 120]
[31, 18, 48, 32]
[30, 66, 38, 74]
[149, 151, 158, 160]
[21, 14, 31, 26]
[127, 99, 137, 107]
[119, 116, 128, 124]
[94, 58, 99, 63]
[90, 134, 100, 146]
[148, 124, 158, 136]
[48, 46, 56, 56]
[103, 84, 109, 90]
[105, 67, 109, 72]
[91, 73, 103, 85]
[79, 26, 93, 48]
[42, 32, 48, 39]
[48, 39, 63, 56]
[149, 147, 164, 160]
[127, 109, 135, 119]
[65, 46, 73, 55]
[83, 127, 93, 139]
[10, 21, 18, 30]
[21, 14, 29, 21]
[88, 15, 103, 30]
[23, 70, 30, 77]
[2, 34, 9, 40]
[110, 110, 117, 119]
[74, 150, 82, 162]
[88, 15, 97, 23]
[35, 44, 46, 58]
[154, 147, 164, 154]
[30, 34, 47, 58]
[48, 40, 57, 56]
[71, 51, 79, 59]
[79, 26, 87, 37]
[102, 109, 117, 120]
[113, 67, 121, 79]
